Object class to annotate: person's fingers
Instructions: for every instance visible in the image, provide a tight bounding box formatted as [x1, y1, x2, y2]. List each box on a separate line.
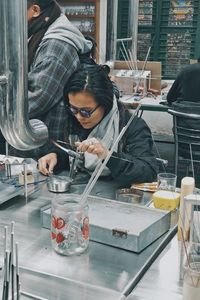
[81, 143, 90, 152]
[38, 153, 57, 176]
[76, 139, 107, 158]
[86, 145, 95, 153]
[38, 158, 49, 175]
[93, 147, 109, 159]
[75, 141, 84, 152]
[84, 144, 107, 158]
[76, 140, 91, 152]
[48, 157, 57, 174]
[92, 147, 103, 156]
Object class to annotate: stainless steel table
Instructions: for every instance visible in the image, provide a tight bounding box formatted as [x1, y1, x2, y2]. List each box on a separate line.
[0, 179, 177, 300]
[120, 95, 170, 112]
[126, 237, 183, 300]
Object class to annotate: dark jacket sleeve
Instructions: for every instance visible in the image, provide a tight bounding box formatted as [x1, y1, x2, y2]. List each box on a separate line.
[106, 116, 158, 186]
[167, 73, 182, 104]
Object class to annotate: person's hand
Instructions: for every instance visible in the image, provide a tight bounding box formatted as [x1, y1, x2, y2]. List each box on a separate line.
[38, 153, 57, 176]
[75, 138, 109, 160]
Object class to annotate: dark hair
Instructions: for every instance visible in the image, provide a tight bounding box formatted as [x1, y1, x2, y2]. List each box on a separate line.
[64, 65, 114, 115]
[27, 0, 54, 9]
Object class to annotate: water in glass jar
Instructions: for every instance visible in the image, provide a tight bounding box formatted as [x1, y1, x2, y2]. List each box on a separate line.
[51, 195, 89, 256]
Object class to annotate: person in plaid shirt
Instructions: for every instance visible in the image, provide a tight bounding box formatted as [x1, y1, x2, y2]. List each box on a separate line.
[9, 0, 92, 159]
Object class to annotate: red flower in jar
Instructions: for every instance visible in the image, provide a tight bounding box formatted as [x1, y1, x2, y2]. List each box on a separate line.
[51, 232, 56, 240]
[52, 216, 57, 228]
[51, 216, 65, 229]
[56, 233, 65, 244]
[82, 217, 89, 240]
[57, 218, 65, 229]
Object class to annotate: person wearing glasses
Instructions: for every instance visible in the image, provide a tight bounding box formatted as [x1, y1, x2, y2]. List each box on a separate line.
[38, 65, 157, 186]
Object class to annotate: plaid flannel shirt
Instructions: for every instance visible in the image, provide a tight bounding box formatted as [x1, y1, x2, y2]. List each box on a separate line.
[29, 38, 80, 135]
[12, 38, 80, 159]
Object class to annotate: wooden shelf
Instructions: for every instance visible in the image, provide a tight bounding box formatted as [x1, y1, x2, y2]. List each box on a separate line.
[58, 0, 100, 61]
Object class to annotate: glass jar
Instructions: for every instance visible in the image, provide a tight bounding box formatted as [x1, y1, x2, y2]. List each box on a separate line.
[51, 194, 89, 256]
[157, 173, 177, 192]
[183, 262, 200, 300]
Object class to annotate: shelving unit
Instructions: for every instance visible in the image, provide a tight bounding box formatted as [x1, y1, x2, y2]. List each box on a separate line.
[137, 0, 200, 79]
[58, 0, 100, 60]
[115, 0, 200, 79]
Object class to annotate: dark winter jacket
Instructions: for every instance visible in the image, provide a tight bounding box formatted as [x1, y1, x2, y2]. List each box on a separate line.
[167, 62, 200, 104]
[50, 103, 158, 187]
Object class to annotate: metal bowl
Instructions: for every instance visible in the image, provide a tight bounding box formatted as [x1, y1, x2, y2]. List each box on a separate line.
[47, 176, 72, 193]
[116, 188, 143, 204]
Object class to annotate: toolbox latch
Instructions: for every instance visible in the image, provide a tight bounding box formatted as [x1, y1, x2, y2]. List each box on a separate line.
[112, 228, 128, 239]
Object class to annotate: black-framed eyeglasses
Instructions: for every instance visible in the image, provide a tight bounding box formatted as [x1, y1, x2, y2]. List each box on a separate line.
[67, 104, 100, 118]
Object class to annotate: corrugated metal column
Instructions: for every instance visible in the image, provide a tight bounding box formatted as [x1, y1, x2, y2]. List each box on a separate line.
[108, 0, 118, 61]
[194, 0, 200, 57]
[0, 0, 48, 150]
[128, 0, 139, 60]
[152, 0, 163, 61]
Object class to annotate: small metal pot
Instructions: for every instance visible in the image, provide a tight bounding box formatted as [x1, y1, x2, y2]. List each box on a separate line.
[47, 176, 72, 193]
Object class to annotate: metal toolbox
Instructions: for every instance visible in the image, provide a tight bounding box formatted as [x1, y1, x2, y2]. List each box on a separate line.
[41, 195, 170, 253]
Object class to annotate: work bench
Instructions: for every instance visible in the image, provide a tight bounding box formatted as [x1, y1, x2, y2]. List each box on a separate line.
[0, 172, 180, 300]
[120, 95, 170, 113]
[127, 236, 182, 300]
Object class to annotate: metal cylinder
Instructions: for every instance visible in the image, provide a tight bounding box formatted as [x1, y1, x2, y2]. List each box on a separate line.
[108, 0, 118, 61]
[0, 0, 48, 151]
[128, 0, 139, 58]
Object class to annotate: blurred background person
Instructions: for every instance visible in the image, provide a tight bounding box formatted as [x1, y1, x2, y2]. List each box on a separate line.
[167, 57, 200, 104]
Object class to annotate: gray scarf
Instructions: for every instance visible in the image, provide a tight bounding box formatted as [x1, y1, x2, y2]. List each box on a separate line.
[70, 96, 119, 176]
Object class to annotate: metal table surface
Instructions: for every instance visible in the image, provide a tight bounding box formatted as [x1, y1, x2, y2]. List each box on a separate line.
[120, 95, 169, 112]
[126, 236, 183, 300]
[0, 178, 177, 300]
